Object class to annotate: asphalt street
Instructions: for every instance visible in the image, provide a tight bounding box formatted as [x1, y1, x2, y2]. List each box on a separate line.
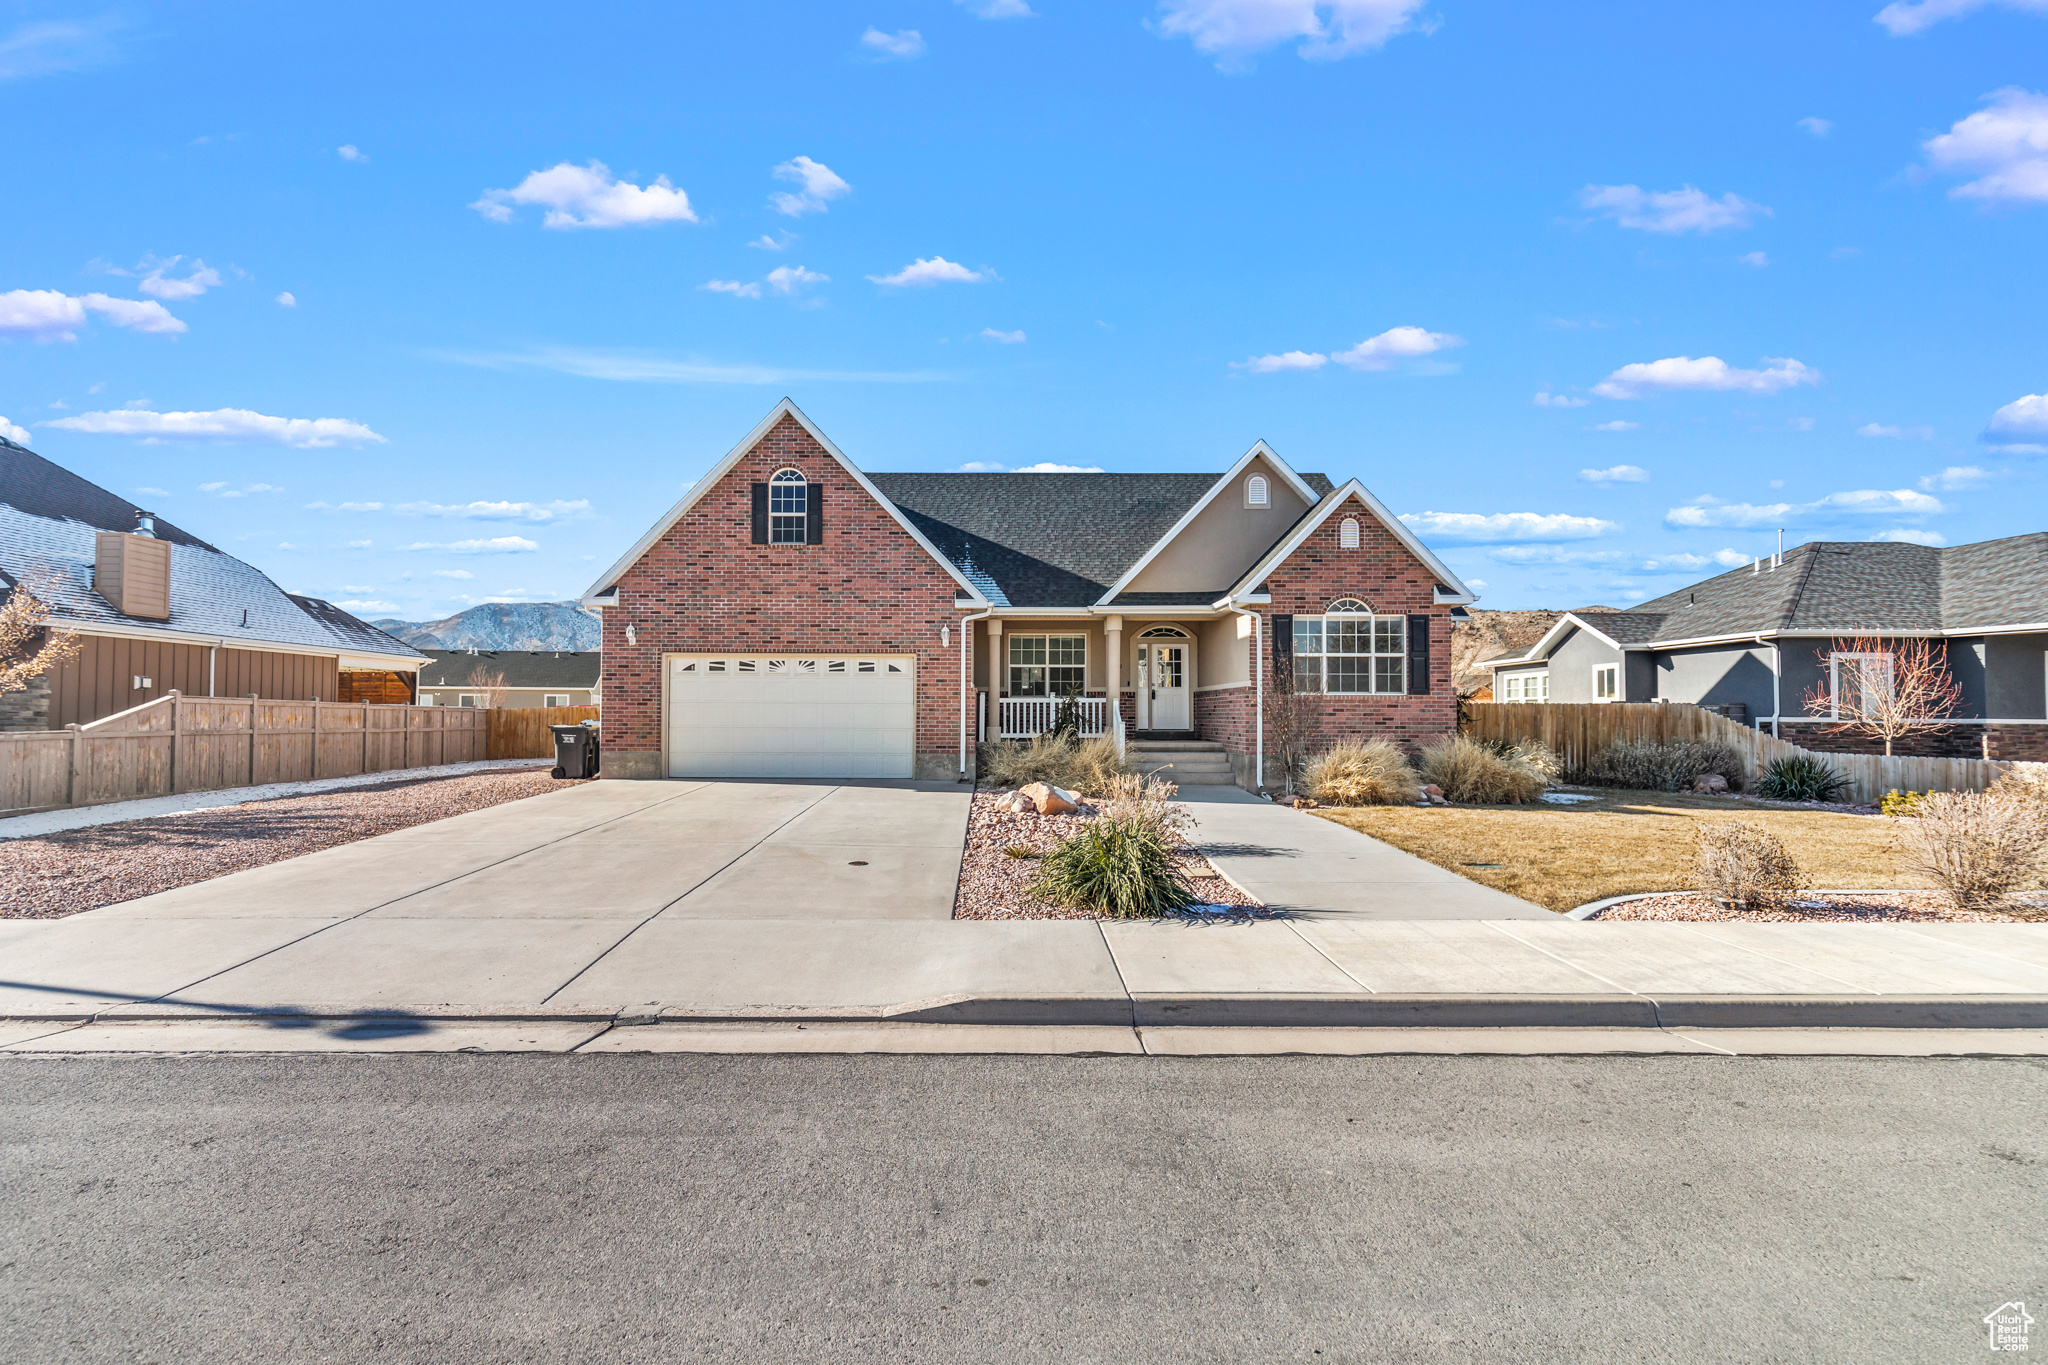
[3, 1053, 2043, 1364]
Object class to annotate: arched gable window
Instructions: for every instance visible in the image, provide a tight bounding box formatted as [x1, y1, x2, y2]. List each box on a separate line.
[769, 468, 807, 544]
[1339, 516, 1361, 549]
[1138, 625, 1189, 638]
[1291, 598, 1407, 695]
[1245, 474, 1269, 508]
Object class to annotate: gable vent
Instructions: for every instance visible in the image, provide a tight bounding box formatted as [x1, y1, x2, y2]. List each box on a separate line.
[1339, 517, 1361, 549]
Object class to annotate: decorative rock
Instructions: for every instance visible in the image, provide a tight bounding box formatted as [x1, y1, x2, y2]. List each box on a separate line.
[1019, 782, 1076, 815]
[1692, 773, 1730, 795]
[1008, 792, 1037, 814]
[1421, 784, 1445, 800]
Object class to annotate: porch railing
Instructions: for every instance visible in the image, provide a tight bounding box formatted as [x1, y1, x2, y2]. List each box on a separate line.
[997, 695, 1109, 740]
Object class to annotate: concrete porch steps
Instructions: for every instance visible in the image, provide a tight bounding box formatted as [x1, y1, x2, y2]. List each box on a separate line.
[1128, 739, 1235, 786]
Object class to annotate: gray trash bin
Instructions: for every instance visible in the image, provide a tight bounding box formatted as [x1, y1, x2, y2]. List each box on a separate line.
[549, 722, 600, 779]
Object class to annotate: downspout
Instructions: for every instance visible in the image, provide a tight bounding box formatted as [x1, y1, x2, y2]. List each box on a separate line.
[1226, 603, 1263, 792]
[960, 606, 995, 778]
[209, 641, 219, 697]
[1755, 633, 1780, 739]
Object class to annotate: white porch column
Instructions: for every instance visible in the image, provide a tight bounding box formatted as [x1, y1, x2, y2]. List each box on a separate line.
[1103, 615, 1123, 729]
[986, 617, 1003, 696]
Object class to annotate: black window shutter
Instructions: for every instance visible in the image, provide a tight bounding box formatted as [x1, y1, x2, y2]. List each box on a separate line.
[1406, 613, 1431, 695]
[1272, 613, 1293, 679]
[806, 482, 823, 545]
[750, 483, 768, 544]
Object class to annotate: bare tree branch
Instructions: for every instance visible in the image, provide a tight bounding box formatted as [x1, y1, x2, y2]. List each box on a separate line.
[463, 663, 509, 709]
[1264, 655, 1324, 796]
[0, 568, 83, 697]
[1799, 635, 1964, 756]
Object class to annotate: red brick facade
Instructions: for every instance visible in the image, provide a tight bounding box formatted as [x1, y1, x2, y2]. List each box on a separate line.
[599, 414, 966, 778]
[1778, 720, 1990, 760]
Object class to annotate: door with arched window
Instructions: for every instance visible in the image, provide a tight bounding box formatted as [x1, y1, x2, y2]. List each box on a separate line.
[1134, 624, 1193, 730]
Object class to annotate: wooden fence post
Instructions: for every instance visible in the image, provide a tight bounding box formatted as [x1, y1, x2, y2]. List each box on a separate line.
[310, 697, 321, 780]
[361, 701, 370, 776]
[168, 690, 182, 795]
[248, 694, 259, 785]
[66, 723, 82, 806]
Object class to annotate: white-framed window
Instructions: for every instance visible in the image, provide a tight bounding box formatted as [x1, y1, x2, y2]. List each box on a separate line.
[1339, 517, 1361, 549]
[1500, 672, 1549, 702]
[417, 693, 435, 706]
[1245, 474, 1269, 507]
[458, 693, 483, 708]
[1008, 634, 1086, 697]
[1828, 651, 1894, 718]
[1592, 664, 1619, 702]
[544, 693, 571, 707]
[769, 467, 808, 544]
[1293, 601, 1405, 694]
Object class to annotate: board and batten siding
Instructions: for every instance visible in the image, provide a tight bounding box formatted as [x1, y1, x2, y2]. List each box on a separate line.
[44, 635, 343, 730]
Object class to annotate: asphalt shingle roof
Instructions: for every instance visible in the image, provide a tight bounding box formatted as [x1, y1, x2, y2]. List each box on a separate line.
[0, 435, 423, 663]
[871, 471, 1334, 608]
[418, 650, 601, 689]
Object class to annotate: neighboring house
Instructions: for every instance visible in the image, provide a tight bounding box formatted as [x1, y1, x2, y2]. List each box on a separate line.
[1486, 534, 2048, 759]
[0, 435, 426, 730]
[581, 399, 1476, 786]
[415, 649, 600, 709]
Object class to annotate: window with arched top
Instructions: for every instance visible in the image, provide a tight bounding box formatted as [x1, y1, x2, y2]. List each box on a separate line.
[1326, 598, 1371, 614]
[1138, 625, 1189, 638]
[1339, 516, 1361, 549]
[1245, 474, 1269, 508]
[769, 468, 807, 543]
[1292, 599, 1407, 695]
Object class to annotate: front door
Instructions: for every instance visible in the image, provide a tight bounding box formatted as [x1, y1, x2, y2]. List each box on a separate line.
[1146, 644, 1189, 730]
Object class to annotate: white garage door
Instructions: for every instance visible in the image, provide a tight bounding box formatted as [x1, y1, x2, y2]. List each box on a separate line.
[665, 654, 917, 779]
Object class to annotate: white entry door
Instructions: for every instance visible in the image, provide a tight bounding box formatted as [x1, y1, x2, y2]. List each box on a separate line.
[665, 655, 915, 778]
[1144, 644, 1190, 730]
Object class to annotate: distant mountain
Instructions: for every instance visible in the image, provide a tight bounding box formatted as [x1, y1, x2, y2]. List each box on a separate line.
[372, 600, 602, 652]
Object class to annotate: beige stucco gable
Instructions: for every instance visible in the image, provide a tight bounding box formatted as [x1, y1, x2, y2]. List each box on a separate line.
[1122, 452, 1313, 595]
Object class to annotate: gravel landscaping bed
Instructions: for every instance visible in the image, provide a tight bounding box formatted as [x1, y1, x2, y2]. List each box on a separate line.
[1587, 890, 2047, 923]
[1, 766, 586, 921]
[954, 788, 1269, 921]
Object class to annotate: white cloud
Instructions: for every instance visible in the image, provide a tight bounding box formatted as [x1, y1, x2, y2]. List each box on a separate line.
[133, 485, 168, 496]
[1876, 0, 2047, 36]
[396, 499, 590, 522]
[1466, 578, 1487, 589]
[702, 279, 763, 299]
[1665, 489, 1944, 527]
[137, 256, 223, 300]
[1156, 0, 1429, 67]
[1872, 528, 1948, 545]
[1579, 183, 1769, 233]
[770, 156, 852, 217]
[1487, 545, 1626, 565]
[958, 0, 1035, 15]
[431, 569, 475, 579]
[471, 160, 697, 229]
[345, 539, 371, 548]
[1331, 325, 1462, 370]
[1797, 117, 1833, 137]
[1638, 549, 1754, 572]
[202, 481, 284, 498]
[0, 17, 123, 81]
[48, 407, 384, 448]
[1919, 465, 1992, 491]
[858, 27, 926, 59]
[335, 599, 399, 612]
[867, 256, 993, 286]
[1738, 251, 1769, 267]
[1592, 355, 1819, 399]
[0, 414, 30, 444]
[1985, 391, 2048, 441]
[1579, 464, 1648, 483]
[749, 231, 795, 251]
[981, 328, 1027, 344]
[436, 346, 943, 385]
[1012, 462, 1106, 473]
[766, 265, 828, 295]
[952, 461, 1009, 472]
[1857, 422, 1933, 440]
[1234, 350, 1327, 373]
[402, 537, 539, 554]
[275, 291, 297, 307]
[1592, 421, 1639, 434]
[1922, 88, 2048, 204]
[337, 144, 366, 162]
[0, 289, 188, 341]
[1398, 511, 1619, 542]
[1534, 389, 1588, 408]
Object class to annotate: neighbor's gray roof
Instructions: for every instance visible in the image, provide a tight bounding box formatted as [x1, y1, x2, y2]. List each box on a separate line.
[0, 435, 424, 663]
[870, 471, 1334, 608]
[418, 650, 601, 689]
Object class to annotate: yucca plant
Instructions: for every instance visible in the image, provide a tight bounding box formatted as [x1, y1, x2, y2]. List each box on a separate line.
[1756, 753, 1849, 803]
[1028, 814, 1198, 918]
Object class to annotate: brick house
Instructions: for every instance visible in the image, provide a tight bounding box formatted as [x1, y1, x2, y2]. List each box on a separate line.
[581, 400, 1477, 787]
[1486, 535, 2048, 760]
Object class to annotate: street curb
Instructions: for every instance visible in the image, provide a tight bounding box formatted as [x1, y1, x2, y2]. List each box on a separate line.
[1564, 889, 1967, 920]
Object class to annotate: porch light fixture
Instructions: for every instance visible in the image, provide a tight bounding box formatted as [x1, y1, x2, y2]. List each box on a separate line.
[625, 624, 637, 646]
[940, 624, 951, 647]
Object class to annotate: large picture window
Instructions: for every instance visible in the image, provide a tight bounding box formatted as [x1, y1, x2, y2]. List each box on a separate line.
[1008, 635, 1086, 697]
[769, 468, 808, 544]
[1293, 601, 1404, 694]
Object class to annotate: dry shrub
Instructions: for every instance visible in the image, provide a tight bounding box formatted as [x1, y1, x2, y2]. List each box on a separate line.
[1419, 735, 1553, 805]
[1570, 739, 1744, 792]
[980, 734, 1130, 794]
[1691, 819, 1801, 910]
[1096, 772, 1193, 841]
[1898, 789, 2048, 914]
[1989, 763, 2048, 811]
[1302, 740, 1421, 807]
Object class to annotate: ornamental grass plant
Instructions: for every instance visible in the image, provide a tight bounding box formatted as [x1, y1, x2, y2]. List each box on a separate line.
[1569, 739, 1745, 793]
[980, 734, 1130, 795]
[1028, 810, 1198, 918]
[1302, 740, 1421, 806]
[1418, 735, 1555, 805]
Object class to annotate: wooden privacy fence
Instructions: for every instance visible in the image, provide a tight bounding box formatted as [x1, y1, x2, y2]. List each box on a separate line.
[486, 705, 601, 760]
[1464, 701, 2010, 805]
[0, 691, 486, 816]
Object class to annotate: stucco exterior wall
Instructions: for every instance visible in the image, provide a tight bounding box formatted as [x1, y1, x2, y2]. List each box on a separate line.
[1123, 453, 1311, 595]
[1653, 643, 1780, 720]
[1986, 633, 2048, 719]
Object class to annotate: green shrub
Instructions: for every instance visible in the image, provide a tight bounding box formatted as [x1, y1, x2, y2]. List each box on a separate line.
[1692, 819, 1802, 911]
[981, 733, 1130, 795]
[1303, 740, 1421, 806]
[1029, 814, 1198, 918]
[1880, 788, 1925, 818]
[1569, 740, 1745, 792]
[1756, 754, 1849, 803]
[1419, 735, 1554, 804]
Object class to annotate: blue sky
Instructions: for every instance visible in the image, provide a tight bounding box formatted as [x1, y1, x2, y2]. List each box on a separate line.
[4, 0, 2045, 617]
